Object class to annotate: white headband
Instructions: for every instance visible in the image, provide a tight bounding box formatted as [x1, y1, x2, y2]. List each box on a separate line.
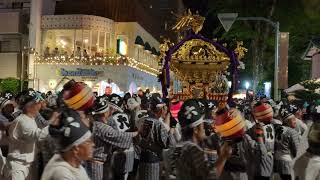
[61, 131, 92, 152]
[187, 115, 204, 128]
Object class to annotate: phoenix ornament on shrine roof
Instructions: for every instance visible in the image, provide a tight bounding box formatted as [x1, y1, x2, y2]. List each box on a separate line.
[172, 9, 205, 34]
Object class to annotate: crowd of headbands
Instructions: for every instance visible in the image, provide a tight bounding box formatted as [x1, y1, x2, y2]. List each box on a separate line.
[0, 79, 319, 180]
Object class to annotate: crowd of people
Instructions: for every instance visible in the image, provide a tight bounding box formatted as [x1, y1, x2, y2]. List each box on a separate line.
[0, 79, 319, 180]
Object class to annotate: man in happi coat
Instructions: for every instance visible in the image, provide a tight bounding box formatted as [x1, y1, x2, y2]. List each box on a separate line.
[86, 96, 138, 180]
[136, 93, 170, 180]
[215, 108, 256, 180]
[247, 102, 276, 180]
[172, 99, 233, 180]
[274, 106, 300, 180]
[4, 90, 51, 180]
[41, 107, 93, 180]
[106, 93, 137, 180]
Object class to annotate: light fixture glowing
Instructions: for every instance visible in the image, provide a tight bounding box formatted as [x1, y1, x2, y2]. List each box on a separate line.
[264, 82, 271, 98]
[245, 81, 250, 90]
[60, 40, 67, 46]
[48, 79, 57, 89]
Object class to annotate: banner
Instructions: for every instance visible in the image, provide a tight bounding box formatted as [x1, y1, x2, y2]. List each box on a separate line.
[278, 32, 289, 89]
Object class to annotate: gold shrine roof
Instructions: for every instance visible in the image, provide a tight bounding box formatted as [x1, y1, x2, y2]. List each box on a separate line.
[171, 39, 230, 63]
[170, 39, 230, 83]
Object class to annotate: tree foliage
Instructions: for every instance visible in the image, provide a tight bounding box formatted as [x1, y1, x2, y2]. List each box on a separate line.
[0, 78, 20, 94]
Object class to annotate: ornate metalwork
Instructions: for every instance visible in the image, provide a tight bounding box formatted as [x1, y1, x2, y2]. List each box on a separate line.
[172, 9, 205, 34]
[159, 39, 174, 56]
[210, 74, 229, 94]
[171, 39, 229, 63]
[190, 84, 205, 98]
[234, 41, 248, 60]
[169, 39, 230, 84]
[160, 11, 248, 102]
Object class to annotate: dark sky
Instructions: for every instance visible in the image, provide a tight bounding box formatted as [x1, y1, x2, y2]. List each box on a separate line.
[182, 0, 209, 15]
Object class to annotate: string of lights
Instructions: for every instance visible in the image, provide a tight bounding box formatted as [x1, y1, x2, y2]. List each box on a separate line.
[34, 54, 160, 76]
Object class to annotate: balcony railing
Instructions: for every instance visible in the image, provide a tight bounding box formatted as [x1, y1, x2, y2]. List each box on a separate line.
[35, 54, 160, 76]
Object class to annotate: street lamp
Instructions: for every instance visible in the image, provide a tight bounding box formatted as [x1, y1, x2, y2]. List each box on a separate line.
[218, 13, 280, 101]
[245, 81, 250, 90]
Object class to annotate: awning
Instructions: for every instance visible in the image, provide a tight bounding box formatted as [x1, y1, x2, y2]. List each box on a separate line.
[144, 42, 151, 52]
[134, 36, 144, 46]
[284, 83, 305, 93]
[151, 47, 157, 55]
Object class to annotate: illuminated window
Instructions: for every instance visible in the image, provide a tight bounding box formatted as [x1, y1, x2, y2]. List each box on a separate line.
[99, 31, 105, 52]
[117, 39, 127, 56]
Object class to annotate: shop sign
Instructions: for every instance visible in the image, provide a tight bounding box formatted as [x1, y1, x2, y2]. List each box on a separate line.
[58, 68, 103, 77]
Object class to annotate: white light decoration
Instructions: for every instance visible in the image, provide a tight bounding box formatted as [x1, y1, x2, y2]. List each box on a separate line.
[60, 40, 66, 45]
[84, 39, 89, 43]
[264, 82, 272, 98]
[59, 40, 67, 48]
[35, 53, 160, 76]
[245, 81, 250, 90]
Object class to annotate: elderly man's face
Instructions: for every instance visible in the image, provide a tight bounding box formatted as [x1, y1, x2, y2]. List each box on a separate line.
[74, 138, 94, 161]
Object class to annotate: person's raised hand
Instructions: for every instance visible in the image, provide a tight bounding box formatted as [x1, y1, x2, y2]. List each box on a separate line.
[219, 142, 233, 159]
[254, 123, 264, 143]
[49, 112, 60, 126]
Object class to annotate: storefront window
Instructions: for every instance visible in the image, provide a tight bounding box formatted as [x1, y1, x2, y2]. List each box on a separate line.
[42, 29, 75, 57]
[99, 31, 105, 53]
[105, 33, 110, 49]
[83, 30, 90, 56]
[41, 29, 115, 59]
[75, 30, 83, 49]
[91, 30, 98, 55]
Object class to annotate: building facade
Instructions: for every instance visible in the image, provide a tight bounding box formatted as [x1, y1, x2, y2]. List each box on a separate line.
[0, 1, 30, 81]
[36, 14, 161, 95]
[302, 37, 320, 79]
[0, 0, 183, 95]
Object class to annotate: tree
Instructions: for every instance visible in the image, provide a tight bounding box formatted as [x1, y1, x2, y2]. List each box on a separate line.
[0, 78, 20, 94]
